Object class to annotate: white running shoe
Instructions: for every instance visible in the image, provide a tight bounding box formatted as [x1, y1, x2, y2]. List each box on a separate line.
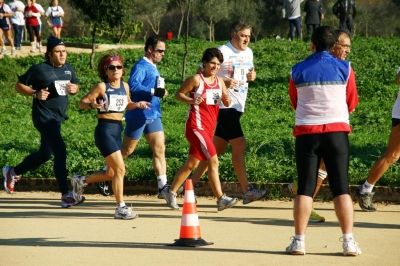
[217, 194, 238, 211]
[160, 186, 179, 210]
[114, 206, 138, 220]
[242, 185, 267, 204]
[341, 237, 362, 256]
[71, 174, 86, 201]
[285, 237, 306, 255]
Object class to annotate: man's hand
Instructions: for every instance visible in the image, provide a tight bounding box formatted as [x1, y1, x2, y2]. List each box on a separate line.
[224, 78, 239, 89]
[247, 67, 256, 82]
[37, 88, 50, 100]
[67, 83, 79, 95]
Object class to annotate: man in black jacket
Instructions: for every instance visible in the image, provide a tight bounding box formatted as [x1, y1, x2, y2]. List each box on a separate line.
[333, 0, 356, 36]
[304, 0, 324, 35]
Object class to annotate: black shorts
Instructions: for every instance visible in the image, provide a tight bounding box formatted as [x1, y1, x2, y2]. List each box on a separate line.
[295, 132, 350, 198]
[94, 119, 123, 158]
[392, 118, 400, 127]
[215, 108, 244, 141]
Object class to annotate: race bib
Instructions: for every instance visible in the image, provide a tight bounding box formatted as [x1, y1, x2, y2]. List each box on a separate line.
[157, 76, 165, 88]
[233, 66, 247, 86]
[107, 95, 128, 111]
[206, 89, 221, 105]
[54, 80, 69, 96]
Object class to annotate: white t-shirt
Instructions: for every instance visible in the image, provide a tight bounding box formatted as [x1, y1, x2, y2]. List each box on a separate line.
[8, 1, 25, 25]
[391, 67, 400, 119]
[33, 3, 44, 25]
[45, 6, 64, 18]
[218, 42, 254, 112]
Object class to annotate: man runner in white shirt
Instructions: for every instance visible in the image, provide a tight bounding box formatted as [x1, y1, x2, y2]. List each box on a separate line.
[190, 20, 267, 205]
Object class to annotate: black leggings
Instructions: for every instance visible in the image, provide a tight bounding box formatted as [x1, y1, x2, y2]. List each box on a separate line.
[26, 24, 41, 43]
[295, 132, 350, 198]
[14, 122, 68, 195]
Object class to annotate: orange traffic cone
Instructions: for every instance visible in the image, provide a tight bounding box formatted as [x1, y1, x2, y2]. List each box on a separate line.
[169, 179, 213, 247]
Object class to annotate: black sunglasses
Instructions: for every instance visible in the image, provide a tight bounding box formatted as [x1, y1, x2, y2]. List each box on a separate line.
[108, 65, 123, 70]
[155, 49, 165, 53]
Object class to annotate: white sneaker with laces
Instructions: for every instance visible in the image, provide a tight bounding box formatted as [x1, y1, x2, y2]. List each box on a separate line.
[71, 174, 87, 201]
[1, 47, 7, 55]
[242, 185, 267, 204]
[114, 206, 138, 220]
[217, 194, 238, 211]
[341, 237, 362, 256]
[160, 186, 179, 210]
[11, 47, 16, 55]
[285, 237, 306, 255]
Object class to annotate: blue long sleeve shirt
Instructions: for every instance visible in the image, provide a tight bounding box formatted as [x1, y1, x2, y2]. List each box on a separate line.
[125, 57, 162, 120]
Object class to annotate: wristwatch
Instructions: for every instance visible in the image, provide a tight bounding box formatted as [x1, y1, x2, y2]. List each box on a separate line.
[32, 92, 37, 98]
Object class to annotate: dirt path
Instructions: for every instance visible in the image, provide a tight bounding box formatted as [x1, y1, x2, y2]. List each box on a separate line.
[0, 44, 143, 58]
[1, 191, 399, 266]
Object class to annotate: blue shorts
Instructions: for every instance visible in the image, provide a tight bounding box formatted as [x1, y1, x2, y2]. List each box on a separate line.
[95, 119, 123, 158]
[124, 118, 163, 140]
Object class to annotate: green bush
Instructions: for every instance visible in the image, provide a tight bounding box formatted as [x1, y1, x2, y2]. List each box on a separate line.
[1, 37, 400, 187]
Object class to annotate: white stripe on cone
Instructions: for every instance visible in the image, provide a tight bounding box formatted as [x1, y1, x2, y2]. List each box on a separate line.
[181, 213, 200, 227]
[183, 189, 196, 203]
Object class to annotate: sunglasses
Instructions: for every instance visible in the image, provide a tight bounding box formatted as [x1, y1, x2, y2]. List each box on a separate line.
[108, 65, 123, 71]
[155, 49, 165, 53]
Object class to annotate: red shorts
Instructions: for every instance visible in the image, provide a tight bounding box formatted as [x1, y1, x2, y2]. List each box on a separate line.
[52, 25, 62, 28]
[185, 126, 216, 161]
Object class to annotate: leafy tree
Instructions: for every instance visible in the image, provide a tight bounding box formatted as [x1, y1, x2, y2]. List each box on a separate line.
[132, 0, 170, 35]
[230, 0, 267, 41]
[170, 0, 193, 39]
[195, 0, 230, 42]
[67, 0, 130, 68]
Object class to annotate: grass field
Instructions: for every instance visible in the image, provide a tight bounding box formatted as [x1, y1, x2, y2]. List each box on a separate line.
[1, 37, 400, 188]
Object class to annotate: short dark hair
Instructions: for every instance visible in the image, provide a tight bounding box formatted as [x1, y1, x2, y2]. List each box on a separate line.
[201, 48, 224, 64]
[145, 35, 165, 51]
[334, 29, 350, 41]
[229, 20, 252, 39]
[311, 26, 337, 52]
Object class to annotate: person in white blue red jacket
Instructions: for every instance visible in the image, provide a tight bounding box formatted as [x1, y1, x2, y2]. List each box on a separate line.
[286, 26, 362, 256]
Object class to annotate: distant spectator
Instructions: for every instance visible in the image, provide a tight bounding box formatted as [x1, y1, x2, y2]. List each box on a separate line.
[24, 0, 42, 52]
[165, 29, 172, 40]
[0, 0, 16, 55]
[282, 0, 304, 41]
[8, 0, 25, 50]
[32, 0, 44, 49]
[333, 0, 356, 36]
[45, 0, 64, 39]
[303, 0, 323, 35]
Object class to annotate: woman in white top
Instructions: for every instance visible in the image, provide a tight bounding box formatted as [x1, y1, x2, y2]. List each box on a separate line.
[45, 0, 64, 38]
[8, 0, 24, 50]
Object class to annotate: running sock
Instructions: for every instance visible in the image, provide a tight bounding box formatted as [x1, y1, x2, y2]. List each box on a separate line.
[295, 234, 305, 242]
[361, 181, 374, 193]
[117, 202, 126, 208]
[343, 233, 354, 242]
[318, 169, 327, 180]
[157, 175, 167, 189]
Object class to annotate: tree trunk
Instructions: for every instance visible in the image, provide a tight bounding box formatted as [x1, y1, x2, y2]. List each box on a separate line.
[177, 6, 185, 40]
[182, 0, 192, 82]
[90, 24, 96, 70]
[118, 30, 125, 44]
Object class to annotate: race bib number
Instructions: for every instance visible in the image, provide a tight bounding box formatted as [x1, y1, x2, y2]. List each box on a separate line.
[206, 89, 221, 105]
[157, 76, 165, 88]
[52, 11, 60, 17]
[108, 95, 128, 111]
[233, 66, 247, 86]
[54, 80, 69, 96]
